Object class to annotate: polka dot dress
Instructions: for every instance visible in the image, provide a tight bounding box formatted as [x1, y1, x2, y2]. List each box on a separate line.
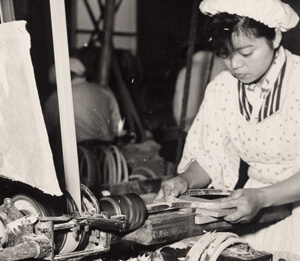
[178, 47, 300, 257]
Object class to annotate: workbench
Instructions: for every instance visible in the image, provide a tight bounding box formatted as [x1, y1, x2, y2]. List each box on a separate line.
[98, 181, 292, 247]
[123, 204, 291, 246]
[105, 204, 288, 261]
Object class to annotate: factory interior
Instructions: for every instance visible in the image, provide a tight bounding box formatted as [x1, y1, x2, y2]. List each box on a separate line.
[1, 0, 300, 260]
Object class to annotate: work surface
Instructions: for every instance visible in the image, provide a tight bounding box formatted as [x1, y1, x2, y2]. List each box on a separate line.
[123, 204, 291, 246]
[98, 184, 292, 249]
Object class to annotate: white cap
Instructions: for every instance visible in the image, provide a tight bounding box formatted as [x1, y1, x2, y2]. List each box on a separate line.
[48, 58, 86, 85]
[200, 0, 299, 32]
[69, 57, 86, 77]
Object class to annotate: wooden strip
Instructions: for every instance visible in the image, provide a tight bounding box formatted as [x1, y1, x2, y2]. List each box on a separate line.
[201, 233, 239, 261]
[178, 195, 217, 203]
[195, 208, 236, 218]
[49, 0, 81, 211]
[187, 232, 220, 261]
[147, 195, 226, 214]
[146, 202, 172, 213]
[183, 189, 233, 197]
[174, 196, 222, 209]
[210, 237, 246, 261]
[148, 211, 195, 224]
[194, 215, 219, 225]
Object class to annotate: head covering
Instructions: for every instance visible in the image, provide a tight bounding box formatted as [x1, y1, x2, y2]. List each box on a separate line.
[199, 0, 299, 32]
[69, 57, 86, 77]
[48, 58, 86, 86]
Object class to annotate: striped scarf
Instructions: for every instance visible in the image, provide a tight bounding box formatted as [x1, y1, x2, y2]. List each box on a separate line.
[238, 60, 287, 122]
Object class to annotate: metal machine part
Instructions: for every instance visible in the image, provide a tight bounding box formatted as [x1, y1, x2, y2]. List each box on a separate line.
[0, 197, 53, 260]
[11, 191, 86, 254]
[99, 193, 148, 231]
[0, 185, 147, 260]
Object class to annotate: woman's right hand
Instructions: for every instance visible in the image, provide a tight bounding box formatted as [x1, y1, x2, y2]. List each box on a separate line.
[154, 175, 189, 202]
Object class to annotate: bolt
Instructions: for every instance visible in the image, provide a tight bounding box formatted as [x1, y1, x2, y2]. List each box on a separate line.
[95, 230, 100, 238]
[89, 209, 96, 215]
[84, 225, 90, 232]
[4, 198, 12, 205]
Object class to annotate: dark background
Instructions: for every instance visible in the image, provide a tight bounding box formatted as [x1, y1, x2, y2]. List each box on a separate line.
[12, 0, 300, 145]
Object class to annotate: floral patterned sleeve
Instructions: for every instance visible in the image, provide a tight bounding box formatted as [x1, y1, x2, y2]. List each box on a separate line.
[177, 77, 240, 190]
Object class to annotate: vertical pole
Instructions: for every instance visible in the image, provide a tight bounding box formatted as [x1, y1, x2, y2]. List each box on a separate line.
[0, 0, 15, 23]
[175, 0, 200, 170]
[68, 0, 78, 50]
[49, 0, 81, 211]
[99, 0, 116, 86]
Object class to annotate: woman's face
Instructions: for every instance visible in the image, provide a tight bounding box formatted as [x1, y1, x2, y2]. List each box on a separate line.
[222, 32, 276, 84]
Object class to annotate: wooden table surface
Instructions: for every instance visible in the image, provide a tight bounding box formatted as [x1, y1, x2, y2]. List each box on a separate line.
[123, 204, 292, 245]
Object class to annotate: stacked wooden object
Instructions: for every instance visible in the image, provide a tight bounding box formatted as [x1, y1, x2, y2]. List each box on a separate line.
[124, 189, 291, 247]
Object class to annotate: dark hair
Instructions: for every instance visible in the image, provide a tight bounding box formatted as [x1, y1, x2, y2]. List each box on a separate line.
[204, 13, 276, 57]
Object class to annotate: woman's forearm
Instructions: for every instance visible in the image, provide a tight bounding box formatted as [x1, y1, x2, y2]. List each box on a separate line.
[260, 172, 300, 208]
[180, 160, 212, 189]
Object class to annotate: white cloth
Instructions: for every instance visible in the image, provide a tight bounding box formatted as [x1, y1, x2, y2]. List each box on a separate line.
[0, 21, 62, 196]
[178, 47, 300, 257]
[200, 0, 299, 32]
[69, 57, 86, 76]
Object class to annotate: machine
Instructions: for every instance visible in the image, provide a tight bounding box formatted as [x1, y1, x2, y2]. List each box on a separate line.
[0, 185, 147, 260]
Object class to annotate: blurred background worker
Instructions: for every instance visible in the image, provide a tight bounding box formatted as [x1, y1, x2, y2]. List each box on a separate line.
[43, 57, 122, 144]
[43, 58, 122, 186]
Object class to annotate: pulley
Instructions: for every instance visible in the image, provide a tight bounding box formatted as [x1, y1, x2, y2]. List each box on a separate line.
[99, 193, 147, 231]
[10, 184, 100, 254]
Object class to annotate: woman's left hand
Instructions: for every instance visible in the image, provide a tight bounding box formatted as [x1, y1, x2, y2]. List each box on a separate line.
[216, 188, 265, 223]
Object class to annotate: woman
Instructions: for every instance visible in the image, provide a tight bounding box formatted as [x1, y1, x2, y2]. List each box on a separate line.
[156, 0, 300, 259]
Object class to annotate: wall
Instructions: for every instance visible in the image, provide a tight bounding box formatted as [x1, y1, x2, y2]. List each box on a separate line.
[75, 0, 137, 54]
[282, 0, 300, 55]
